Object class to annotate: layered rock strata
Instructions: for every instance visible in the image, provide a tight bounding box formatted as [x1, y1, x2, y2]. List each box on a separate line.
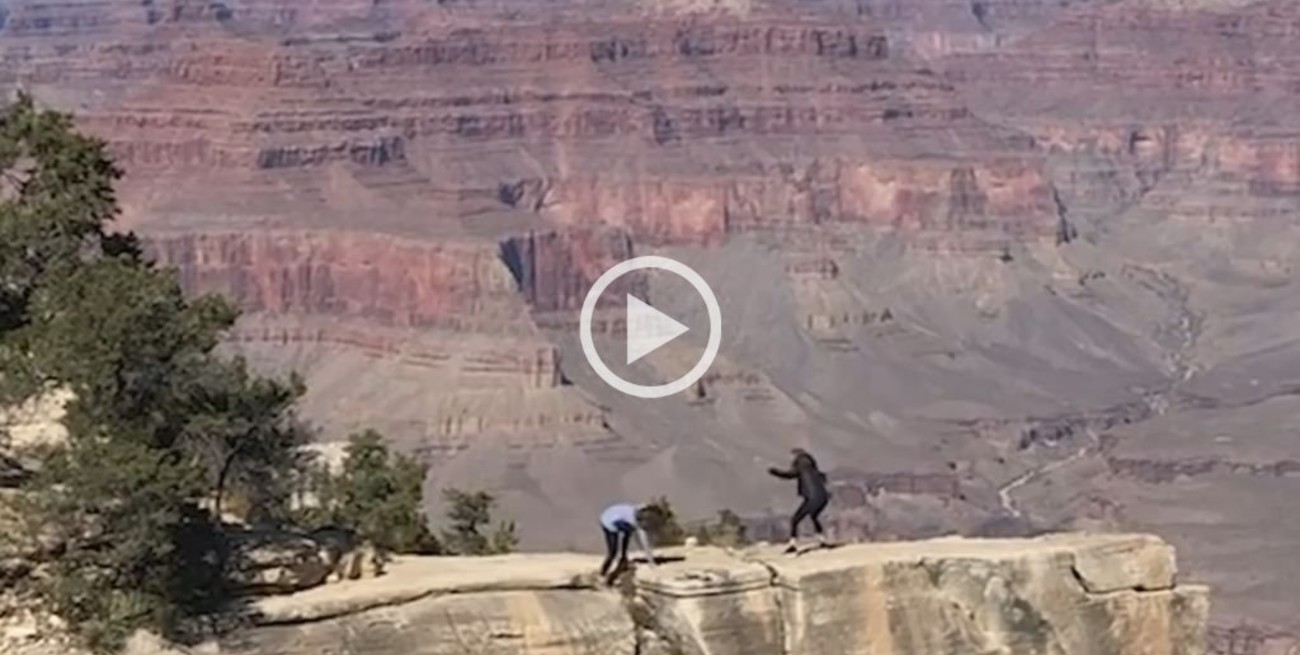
[200, 533, 1207, 655]
[0, 4, 1063, 250]
[1, 0, 1296, 648]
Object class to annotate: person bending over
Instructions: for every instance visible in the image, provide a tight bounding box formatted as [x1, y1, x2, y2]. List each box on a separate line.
[598, 502, 659, 584]
[768, 448, 831, 553]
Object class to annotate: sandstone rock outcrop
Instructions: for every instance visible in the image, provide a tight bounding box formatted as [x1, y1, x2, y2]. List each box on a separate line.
[227, 528, 335, 595]
[0, 388, 74, 572]
[200, 533, 1206, 655]
[0, 387, 73, 453]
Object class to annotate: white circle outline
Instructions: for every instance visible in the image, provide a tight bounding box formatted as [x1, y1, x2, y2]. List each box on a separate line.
[579, 256, 722, 399]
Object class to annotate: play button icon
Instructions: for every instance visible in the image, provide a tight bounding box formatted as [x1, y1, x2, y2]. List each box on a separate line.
[625, 294, 690, 365]
[580, 255, 722, 399]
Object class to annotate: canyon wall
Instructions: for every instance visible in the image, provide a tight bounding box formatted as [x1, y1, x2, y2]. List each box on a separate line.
[3, 0, 1300, 651]
[0, 2, 1064, 250]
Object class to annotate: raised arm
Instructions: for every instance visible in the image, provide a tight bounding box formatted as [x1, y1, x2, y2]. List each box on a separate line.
[768, 466, 797, 479]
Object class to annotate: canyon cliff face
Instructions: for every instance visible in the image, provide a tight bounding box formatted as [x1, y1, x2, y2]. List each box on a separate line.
[50, 534, 1200, 655]
[2, 0, 1299, 652]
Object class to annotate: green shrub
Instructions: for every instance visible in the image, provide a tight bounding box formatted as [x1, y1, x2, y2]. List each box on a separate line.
[440, 488, 518, 555]
[690, 509, 751, 548]
[0, 95, 308, 652]
[295, 430, 441, 554]
[638, 497, 687, 547]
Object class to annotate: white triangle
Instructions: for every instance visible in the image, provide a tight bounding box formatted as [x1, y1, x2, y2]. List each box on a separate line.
[625, 294, 690, 365]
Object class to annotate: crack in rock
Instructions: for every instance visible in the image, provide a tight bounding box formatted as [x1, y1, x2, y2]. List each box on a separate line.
[730, 548, 793, 655]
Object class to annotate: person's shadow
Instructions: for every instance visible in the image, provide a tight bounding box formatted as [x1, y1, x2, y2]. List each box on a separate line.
[633, 554, 686, 565]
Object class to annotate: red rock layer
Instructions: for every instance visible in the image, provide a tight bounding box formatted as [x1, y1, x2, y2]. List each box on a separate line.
[3, 7, 1062, 252]
[143, 224, 649, 320]
[143, 231, 528, 329]
[948, 0, 1300, 192]
[497, 227, 643, 313]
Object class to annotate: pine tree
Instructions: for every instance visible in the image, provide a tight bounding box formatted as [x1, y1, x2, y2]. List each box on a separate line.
[298, 430, 440, 554]
[440, 488, 518, 555]
[0, 94, 308, 652]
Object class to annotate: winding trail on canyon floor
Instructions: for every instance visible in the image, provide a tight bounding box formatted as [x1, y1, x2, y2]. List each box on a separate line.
[997, 428, 1101, 519]
[997, 265, 1203, 520]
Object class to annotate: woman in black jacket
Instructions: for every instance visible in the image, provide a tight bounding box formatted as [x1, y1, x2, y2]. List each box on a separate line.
[768, 448, 831, 553]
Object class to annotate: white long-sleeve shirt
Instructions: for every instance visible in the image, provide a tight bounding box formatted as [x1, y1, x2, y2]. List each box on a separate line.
[600, 503, 655, 564]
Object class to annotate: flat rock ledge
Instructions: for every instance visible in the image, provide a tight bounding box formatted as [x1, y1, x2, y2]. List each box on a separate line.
[198, 532, 1207, 655]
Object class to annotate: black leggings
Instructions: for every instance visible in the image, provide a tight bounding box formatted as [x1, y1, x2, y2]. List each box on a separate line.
[600, 525, 632, 583]
[790, 493, 829, 540]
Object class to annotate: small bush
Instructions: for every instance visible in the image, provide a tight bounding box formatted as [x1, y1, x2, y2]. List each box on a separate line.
[295, 430, 441, 554]
[691, 509, 750, 548]
[638, 497, 686, 547]
[440, 488, 518, 555]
